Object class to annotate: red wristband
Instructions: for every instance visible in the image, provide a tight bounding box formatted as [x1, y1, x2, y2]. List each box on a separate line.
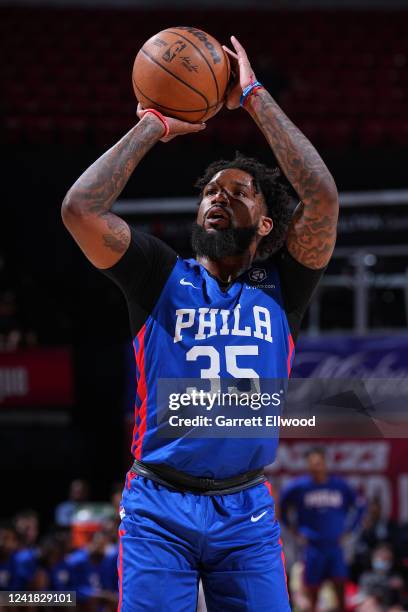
[143, 109, 170, 138]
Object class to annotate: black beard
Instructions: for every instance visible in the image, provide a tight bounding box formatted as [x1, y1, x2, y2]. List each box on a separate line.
[191, 222, 258, 261]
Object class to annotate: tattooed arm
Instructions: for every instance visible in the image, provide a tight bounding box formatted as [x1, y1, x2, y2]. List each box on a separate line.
[224, 37, 339, 269]
[62, 112, 205, 269]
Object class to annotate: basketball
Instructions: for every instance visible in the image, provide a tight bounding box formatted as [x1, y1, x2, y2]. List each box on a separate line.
[132, 26, 231, 123]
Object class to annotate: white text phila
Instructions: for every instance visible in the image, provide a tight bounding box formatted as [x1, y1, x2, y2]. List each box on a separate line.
[174, 305, 273, 344]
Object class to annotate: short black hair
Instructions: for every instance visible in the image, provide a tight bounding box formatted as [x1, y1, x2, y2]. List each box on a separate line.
[14, 509, 39, 521]
[195, 153, 294, 259]
[305, 446, 326, 460]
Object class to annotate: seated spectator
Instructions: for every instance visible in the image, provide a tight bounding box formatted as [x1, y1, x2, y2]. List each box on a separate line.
[66, 527, 118, 611]
[14, 509, 39, 550]
[55, 479, 90, 527]
[12, 509, 40, 590]
[0, 523, 19, 590]
[36, 530, 72, 591]
[358, 544, 405, 609]
[352, 497, 398, 579]
[360, 497, 398, 548]
[0, 521, 40, 591]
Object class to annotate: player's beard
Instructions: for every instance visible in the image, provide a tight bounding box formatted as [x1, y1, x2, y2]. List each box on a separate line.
[191, 222, 258, 261]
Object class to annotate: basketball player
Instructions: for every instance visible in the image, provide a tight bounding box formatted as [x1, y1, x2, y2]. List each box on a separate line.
[280, 447, 366, 611]
[62, 37, 338, 611]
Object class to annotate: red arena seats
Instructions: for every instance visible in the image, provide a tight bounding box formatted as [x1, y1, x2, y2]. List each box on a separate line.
[1, 7, 407, 149]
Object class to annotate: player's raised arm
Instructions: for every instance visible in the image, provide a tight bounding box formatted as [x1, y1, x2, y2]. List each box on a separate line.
[61, 111, 205, 269]
[223, 36, 339, 270]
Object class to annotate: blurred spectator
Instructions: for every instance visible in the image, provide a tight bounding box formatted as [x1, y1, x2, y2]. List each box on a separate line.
[279, 446, 366, 611]
[352, 497, 398, 579]
[102, 519, 119, 550]
[0, 522, 19, 590]
[55, 479, 90, 527]
[357, 544, 405, 609]
[67, 528, 118, 611]
[36, 531, 72, 591]
[14, 509, 39, 549]
[361, 497, 398, 548]
[13, 510, 40, 590]
[0, 520, 41, 591]
[110, 482, 122, 517]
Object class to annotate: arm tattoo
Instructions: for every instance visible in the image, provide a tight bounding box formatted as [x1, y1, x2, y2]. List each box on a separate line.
[102, 215, 130, 253]
[63, 117, 163, 254]
[246, 89, 339, 268]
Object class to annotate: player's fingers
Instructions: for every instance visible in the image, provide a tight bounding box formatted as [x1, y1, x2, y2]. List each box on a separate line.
[136, 103, 147, 118]
[185, 122, 207, 132]
[170, 119, 206, 133]
[222, 45, 238, 61]
[231, 36, 246, 55]
[161, 120, 206, 142]
[230, 36, 250, 65]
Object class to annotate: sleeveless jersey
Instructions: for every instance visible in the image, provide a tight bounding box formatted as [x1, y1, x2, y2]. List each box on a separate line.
[131, 256, 294, 478]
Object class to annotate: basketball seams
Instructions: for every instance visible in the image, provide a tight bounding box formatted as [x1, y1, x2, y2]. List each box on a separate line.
[140, 47, 209, 112]
[223, 48, 231, 97]
[133, 77, 211, 121]
[166, 29, 220, 104]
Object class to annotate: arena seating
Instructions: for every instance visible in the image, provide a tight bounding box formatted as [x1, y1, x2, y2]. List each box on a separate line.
[1, 8, 408, 148]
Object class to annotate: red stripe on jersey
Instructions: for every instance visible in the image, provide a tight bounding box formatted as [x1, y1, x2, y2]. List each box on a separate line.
[130, 341, 139, 457]
[279, 536, 289, 594]
[263, 480, 274, 498]
[126, 470, 137, 490]
[287, 333, 295, 376]
[134, 324, 147, 461]
[117, 529, 126, 611]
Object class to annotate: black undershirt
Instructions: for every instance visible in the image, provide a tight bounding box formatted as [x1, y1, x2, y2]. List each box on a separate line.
[102, 228, 325, 342]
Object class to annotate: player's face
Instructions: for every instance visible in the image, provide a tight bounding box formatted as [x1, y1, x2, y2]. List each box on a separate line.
[307, 452, 327, 479]
[0, 529, 18, 555]
[197, 169, 270, 235]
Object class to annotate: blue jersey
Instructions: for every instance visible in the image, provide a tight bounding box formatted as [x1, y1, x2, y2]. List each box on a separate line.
[280, 475, 365, 544]
[47, 559, 71, 590]
[134, 257, 292, 478]
[0, 556, 16, 590]
[66, 548, 118, 601]
[0, 549, 38, 590]
[104, 230, 323, 479]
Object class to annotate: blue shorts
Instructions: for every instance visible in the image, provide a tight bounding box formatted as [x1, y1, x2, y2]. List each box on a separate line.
[304, 542, 347, 587]
[118, 474, 291, 611]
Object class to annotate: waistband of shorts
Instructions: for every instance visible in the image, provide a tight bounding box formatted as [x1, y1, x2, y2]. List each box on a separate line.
[130, 459, 266, 495]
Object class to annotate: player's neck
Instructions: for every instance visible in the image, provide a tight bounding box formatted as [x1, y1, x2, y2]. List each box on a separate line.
[197, 252, 254, 283]
[312, 473, 328, 484]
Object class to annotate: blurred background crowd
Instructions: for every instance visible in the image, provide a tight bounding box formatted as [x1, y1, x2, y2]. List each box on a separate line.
[3, 472, 408, 611]
[0, 479, 121, 611]
[1, 0, 408, 610]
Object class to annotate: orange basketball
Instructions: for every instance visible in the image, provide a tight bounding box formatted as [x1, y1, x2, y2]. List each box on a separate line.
[132, 26, 231, 123]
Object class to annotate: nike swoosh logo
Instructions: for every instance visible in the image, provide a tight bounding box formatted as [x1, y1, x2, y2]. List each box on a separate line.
[251, 510, 268, 523]
[180, 278, 199, 289]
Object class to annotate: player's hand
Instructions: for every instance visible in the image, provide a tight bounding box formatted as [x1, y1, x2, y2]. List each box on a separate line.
[222, 36, 258, 110]
[137, 104, 206, 142]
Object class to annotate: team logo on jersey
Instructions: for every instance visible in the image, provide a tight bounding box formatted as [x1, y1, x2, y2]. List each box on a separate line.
[249, 268, 267, 282]
[180, 278, 199, 289]
[250, 510, 268, 523]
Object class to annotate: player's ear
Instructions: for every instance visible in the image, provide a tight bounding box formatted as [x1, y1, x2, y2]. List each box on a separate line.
[258, 215, 273, 237]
